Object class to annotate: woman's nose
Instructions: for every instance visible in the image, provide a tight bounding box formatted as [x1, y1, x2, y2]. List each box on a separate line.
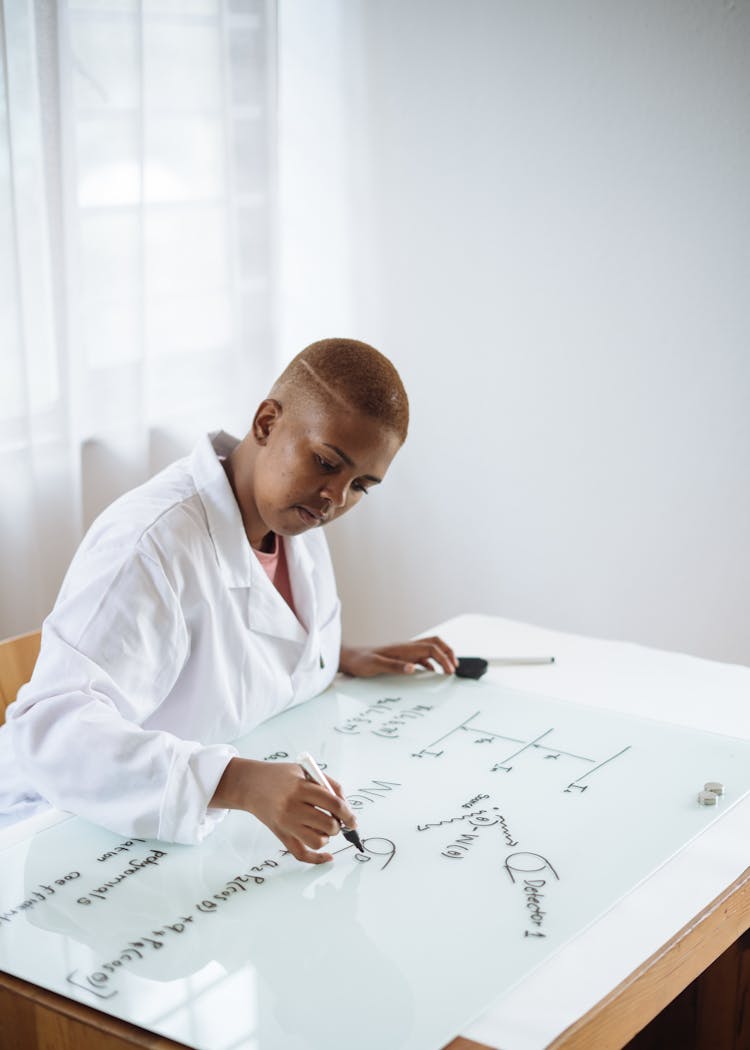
[321, 478, 349, 508]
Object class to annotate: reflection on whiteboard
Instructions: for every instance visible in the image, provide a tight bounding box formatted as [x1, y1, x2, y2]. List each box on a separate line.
[2, 675, 750, 1050]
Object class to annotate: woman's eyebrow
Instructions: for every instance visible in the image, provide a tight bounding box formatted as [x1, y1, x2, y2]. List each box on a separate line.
[323, 443, 354, 467]
[323, 443, 382, 484]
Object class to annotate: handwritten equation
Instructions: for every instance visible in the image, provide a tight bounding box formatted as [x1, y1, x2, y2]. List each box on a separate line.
[334, 696, 433, 738]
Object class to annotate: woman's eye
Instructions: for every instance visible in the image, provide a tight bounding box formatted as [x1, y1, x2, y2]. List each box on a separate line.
[352, 481, 369, 495]
[316, 455, 335, 472]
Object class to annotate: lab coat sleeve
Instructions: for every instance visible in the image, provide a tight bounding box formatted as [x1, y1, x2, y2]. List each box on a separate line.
[7, 548, 236, 844]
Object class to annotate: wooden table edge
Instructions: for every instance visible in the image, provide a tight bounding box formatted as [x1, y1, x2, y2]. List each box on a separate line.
[444, 866, 750, 1050]
[0, 968, 186, 1049]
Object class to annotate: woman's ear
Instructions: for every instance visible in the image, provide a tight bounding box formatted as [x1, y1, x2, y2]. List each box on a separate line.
[252, 399, 282, 445]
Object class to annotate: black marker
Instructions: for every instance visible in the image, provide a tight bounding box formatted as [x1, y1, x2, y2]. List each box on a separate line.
[297, 751, 365, 853]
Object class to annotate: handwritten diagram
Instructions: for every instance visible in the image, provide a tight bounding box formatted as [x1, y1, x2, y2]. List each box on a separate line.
[410, 708, 632, 793]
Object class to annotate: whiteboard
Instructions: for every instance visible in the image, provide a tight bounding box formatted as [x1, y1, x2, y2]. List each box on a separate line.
[2, 674, 750, 1050]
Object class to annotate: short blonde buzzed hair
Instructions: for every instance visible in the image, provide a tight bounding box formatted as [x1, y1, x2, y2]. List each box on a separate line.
[271, 338, 409, 443]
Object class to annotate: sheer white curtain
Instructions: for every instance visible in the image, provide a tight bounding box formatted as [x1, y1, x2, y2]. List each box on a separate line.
[0, 0, 277, 638]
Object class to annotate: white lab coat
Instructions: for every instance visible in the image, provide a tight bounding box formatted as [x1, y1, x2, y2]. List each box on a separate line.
[0, 433, 341, 843]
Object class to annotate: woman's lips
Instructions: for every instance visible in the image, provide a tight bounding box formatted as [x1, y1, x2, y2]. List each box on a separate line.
[296, 506, 323, 527]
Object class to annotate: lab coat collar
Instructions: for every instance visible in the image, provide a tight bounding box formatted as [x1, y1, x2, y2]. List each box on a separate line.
[247, 534, 318, 650]
[191, 433, 314, 649]
[285, 535, 324, 679]
[191, 432, 256, 589]
[284, 534, 317, 633]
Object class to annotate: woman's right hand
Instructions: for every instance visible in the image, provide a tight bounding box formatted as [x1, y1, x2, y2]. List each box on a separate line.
[210, 758, 358, 864]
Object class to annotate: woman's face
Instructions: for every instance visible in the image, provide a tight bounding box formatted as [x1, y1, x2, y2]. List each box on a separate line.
[235, 397, 402, 548]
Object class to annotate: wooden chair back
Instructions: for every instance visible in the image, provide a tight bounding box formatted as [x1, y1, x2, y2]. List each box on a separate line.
[0, 630, 41, 725]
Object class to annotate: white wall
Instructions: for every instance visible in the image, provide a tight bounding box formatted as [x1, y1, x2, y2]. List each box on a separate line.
[278, 0, 750, 665]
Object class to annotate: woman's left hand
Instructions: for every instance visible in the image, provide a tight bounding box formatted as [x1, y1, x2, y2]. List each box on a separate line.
[339, 637, 457, 678]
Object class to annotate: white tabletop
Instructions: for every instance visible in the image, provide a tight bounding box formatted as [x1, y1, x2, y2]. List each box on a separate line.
[426, 615, 750, 1050]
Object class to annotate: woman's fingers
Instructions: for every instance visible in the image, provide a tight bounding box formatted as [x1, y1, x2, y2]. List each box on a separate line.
[377, 637, 457, 675]
[326, 774, 344, 798]
[293, 800, 340, 838]
[226, 760, 361, 864]
[412, 636, 457, 674]
[360, 654, 419, 676]
[280, 831, 332, 865]
[301, 782, 357, 829]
